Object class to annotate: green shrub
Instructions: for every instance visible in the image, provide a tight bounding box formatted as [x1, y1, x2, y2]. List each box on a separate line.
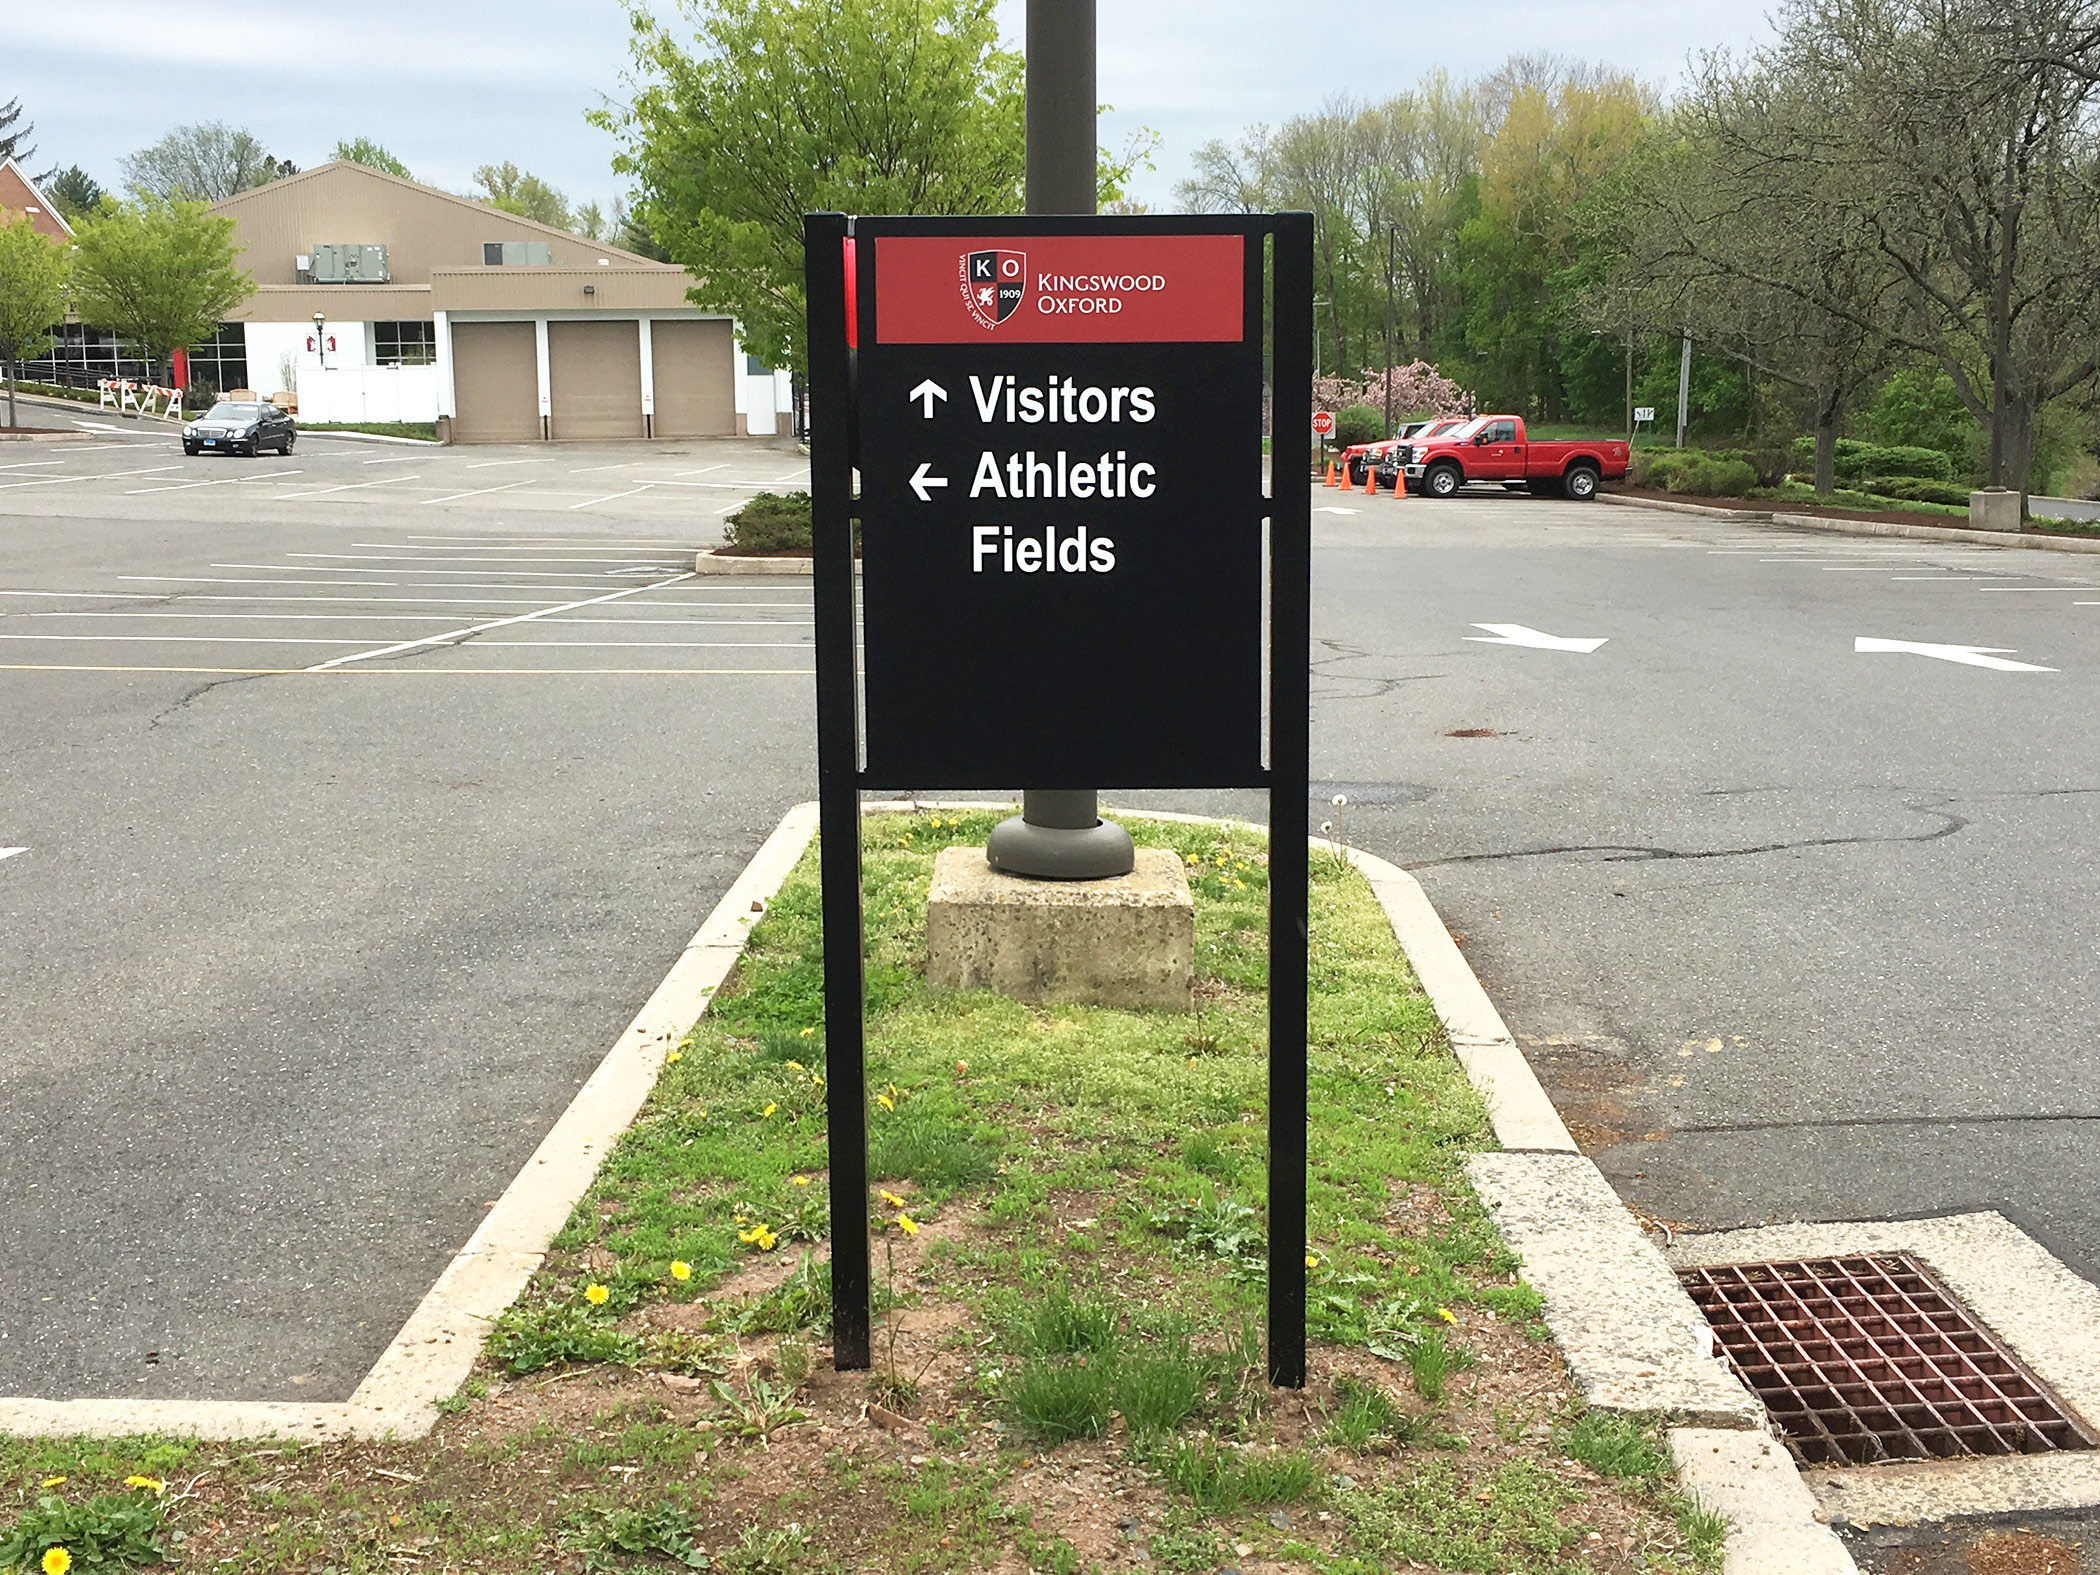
[1860, 475, 1972, 506]
[485, 1301, 643, 1374]
[723, 490, 813, 553]
[1660, 454, 1756, 497]
[1332, 403, 1385, 449]
[1788, 437, 1954, 483]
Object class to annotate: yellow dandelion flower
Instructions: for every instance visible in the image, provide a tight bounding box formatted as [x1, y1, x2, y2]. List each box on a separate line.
[875, 1093, 894, 1111]
[792, 1175, 811, 1187]
[800, 1026, 815, 1037]
[38, 1476, 64, 1489]
[762, 1102, 777, 1118]
[1305, 1254, 1319, 1269]
[755, 1225, 779, 1250]
[584, 1283, 610, 1306]
[664, 1049, 683, 1064]
[42, 1549, 71, 1575]
[896, 1214, 919, 1236]
[785, 1059, 803, 1072]
[738, 1226, 761, 1243]
[879, 1189, 906, 1207]
[123, 1475, 166, 1495]
[811, 1075, 825, 1089]
[670, 1261, 692, 1282]
[1437, 1306, 1457, 1325]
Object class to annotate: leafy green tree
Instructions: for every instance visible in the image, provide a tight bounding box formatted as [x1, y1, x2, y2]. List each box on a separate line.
[70, 200, 252, 386]
[333, 138, 412, 180]
[122, 122, 287, 201]
[41, 165, 103, 221]
[0, 216, 69, 426]
[473, 162, 572, 228]
[595, 0, 1025, 371]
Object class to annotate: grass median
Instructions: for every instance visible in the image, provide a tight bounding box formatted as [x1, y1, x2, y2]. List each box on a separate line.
[1, 811, 1723, 1574]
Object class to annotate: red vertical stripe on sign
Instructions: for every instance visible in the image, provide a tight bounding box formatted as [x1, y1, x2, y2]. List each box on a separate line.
[843, 238, 859, 350]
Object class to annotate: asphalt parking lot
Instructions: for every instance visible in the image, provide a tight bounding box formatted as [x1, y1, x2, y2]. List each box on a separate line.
[0, 418, 816, 1401]
[10, 411, 2100, 1403]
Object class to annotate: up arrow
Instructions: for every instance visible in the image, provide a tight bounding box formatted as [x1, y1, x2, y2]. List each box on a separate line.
[1855, 636, 2056, 672]
[909, 462, 949, 502]
[1465, 623, 1608, 654]
[909, 379, 948, 418]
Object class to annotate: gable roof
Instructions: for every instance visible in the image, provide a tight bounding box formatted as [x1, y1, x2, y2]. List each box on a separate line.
[0, 158, 73, 240]
[212, 160, 656, 265]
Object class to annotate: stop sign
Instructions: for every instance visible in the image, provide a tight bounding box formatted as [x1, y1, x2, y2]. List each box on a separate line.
[1311, 410, 1334, 436]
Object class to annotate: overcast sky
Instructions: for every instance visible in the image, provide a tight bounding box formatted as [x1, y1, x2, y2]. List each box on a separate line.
[9, 0, 1777, 213]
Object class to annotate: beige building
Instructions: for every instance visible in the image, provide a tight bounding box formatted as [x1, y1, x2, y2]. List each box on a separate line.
[206, 162, 791, 442]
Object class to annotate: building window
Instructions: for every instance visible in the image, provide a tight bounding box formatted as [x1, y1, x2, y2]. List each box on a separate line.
[184, 322, 248, 397]
[18, 324, 153, 389]
[372, 321, 436, 366]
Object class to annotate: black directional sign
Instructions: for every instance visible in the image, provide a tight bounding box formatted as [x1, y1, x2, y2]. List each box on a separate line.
[850, 220, 1267, 787]
[803, 211, 1314, 1386]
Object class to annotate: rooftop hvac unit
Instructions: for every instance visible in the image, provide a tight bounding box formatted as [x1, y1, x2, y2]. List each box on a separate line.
[310, 243, 390, 283]
[482, 240, 552, 267]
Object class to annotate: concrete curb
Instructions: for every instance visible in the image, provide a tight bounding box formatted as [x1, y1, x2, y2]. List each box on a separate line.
[0, 803, 823, 1442]
[1673, 1429, 1857, 1574]
[692, 550, 859, 576]
[1601, 486, 2100, 554]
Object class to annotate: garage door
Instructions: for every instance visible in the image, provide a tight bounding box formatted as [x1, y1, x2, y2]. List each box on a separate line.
[549, 320, 644, 440]
[649, 319, 736, 438]
[449, 321, 539, 443]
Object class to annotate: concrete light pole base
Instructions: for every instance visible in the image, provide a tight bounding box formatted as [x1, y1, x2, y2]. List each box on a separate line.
[929, 845, 1193, 1009]
[987, 790, 1135, 879]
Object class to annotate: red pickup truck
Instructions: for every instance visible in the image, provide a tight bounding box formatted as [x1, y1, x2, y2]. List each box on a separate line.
[1399, 415, 1629, 500]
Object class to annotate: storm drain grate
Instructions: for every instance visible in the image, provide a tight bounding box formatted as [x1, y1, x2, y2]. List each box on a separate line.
[1679, 1253, 2100, 1466]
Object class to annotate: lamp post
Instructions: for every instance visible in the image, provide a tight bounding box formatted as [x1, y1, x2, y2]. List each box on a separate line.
[984, 0, 1137, 881]
[1382, 222, 1397, 437]
[313, 312, 327, 370]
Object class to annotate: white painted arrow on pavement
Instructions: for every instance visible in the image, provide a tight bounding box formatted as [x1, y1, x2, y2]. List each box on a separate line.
[909, 380, 948, 418]
[1855, 637, 2056, 672]
[0, 848, 25, 863]
[1466, 623, 1608, 654]
[908, 462, 949, 502]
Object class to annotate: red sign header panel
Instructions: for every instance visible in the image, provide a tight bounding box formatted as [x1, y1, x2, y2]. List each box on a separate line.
[874, 233, 1244, 344]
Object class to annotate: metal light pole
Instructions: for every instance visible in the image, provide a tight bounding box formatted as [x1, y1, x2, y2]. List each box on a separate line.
[1382, 223, 1397, 436]
[985, 0, 1137, 880]
[1675, 332, 1692, 449]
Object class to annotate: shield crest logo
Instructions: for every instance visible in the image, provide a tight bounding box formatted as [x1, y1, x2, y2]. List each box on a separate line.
[961, 249, 1027, 329]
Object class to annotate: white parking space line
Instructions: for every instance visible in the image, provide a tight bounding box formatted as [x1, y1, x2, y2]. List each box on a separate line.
[0, 465, 182, 490]
[0, 460, 70, 471]
[305, 571, 701, 671]
[712, 498, 750, 514]
[30, 612, 807, 626]
[0, 847, 25, 863]
[567, 462, 633, 474]
[571, 486, 657, 510]
[0, 634, 372, 645]
[466, 458, 544, 469]
[127, 469, 302, 495]
[679, 464, 729, 476]
[421, 481, 534, 504]
[275, 477, 423, 500]
[296, 552, 687, 566]
[361, 455, 423, 466]
[400, 535, 701, 548]
[773, 469, 808, 481]
[210, 563, 686, 580]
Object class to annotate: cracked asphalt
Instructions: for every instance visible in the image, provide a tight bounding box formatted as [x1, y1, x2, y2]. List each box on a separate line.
[1295, 491, 2100, 1280]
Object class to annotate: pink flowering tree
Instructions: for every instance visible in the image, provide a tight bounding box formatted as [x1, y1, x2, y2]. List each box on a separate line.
[1361, 361, 1470, 420]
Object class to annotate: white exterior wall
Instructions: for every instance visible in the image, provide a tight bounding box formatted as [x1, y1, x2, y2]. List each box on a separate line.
[241, 319, 439, 424]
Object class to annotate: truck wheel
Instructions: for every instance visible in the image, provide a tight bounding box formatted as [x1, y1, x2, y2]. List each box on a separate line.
[1425, 463, 1462, 498]
[1563, 463, 1600, 501]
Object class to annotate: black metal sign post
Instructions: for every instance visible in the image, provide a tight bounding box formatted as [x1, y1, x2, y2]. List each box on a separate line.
[805, 210, 1313, 1385]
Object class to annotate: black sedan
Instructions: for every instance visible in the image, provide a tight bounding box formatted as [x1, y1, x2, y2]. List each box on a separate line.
[183, 401, 296, 457]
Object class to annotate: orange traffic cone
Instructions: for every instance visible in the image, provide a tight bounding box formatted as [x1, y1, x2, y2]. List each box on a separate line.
[1391, 467, 1406, 498]
[1324, 461, 1337, 488]
[1362, 463, 1377, 496]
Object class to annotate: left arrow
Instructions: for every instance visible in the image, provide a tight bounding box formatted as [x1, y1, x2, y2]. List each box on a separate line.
[1855, 637, 2056, 672]
[910, 379, 948, 418]
[1465, 623, 1607, 654]
[0, 848, 25, 863]
[909, 462, 950, 502]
